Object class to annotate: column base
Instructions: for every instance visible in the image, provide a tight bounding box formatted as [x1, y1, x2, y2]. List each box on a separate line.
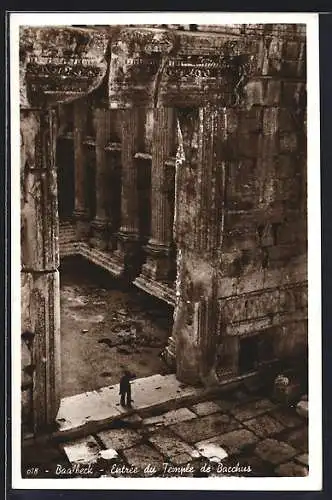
[89, 217, 109, 250]
[113, 230, 142, 279]
[141, 241, 175, 282]
[73, 209, 90, 240]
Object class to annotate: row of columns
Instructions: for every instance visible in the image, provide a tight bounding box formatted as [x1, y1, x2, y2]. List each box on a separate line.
[21, 102, 232, 433]
[71, 103, 177, 282]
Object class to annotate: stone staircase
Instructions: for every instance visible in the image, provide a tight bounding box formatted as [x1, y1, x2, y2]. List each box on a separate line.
[59, 223, 175, 305]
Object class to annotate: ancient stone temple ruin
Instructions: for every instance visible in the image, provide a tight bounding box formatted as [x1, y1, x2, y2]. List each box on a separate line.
[20, 24, 307, 435]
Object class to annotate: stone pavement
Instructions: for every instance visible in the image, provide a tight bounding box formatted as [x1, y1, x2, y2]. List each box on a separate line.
[22, 381, 308, 479]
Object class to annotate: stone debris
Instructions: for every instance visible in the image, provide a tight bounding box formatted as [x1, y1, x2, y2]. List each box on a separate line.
[195, 442, 228, 463]
[99, 449, 119, 460]
[296, 398, 308, 420]
[62, 436, 101, 464]
[190, 401, 221, 417]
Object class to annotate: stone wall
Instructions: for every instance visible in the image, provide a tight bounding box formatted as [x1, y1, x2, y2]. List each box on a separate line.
[19, 24, 308, 433]
[172, 25, 307, 384]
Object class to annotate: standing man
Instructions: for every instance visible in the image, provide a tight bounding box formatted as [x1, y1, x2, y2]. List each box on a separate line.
[119, 370, 136, 408]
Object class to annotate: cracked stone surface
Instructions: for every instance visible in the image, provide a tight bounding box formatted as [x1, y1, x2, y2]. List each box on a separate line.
[97, 428, 142, 450]
[230, 398, 276, 421]
[23, 390, 309, 478]
[243, 414, 284, 438]
[196, 428, 259, 456]
[275, 461, 308, 476]
[170, 413, 241, 444]
[190, 401, 222, 417]
[148, 428, 200, 459]
[254, 438, 297, 465]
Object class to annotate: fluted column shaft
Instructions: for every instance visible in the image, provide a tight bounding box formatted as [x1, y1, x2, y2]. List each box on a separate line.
[90, 108, 111, 249]
[73, 99, 89, 238]
[141, 107, 176, 282]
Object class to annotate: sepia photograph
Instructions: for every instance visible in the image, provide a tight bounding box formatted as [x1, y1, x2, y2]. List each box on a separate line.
[10, 12, 321, 490]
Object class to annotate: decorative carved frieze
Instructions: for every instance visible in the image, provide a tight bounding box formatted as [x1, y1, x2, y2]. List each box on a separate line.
[20, 27, 109, 107]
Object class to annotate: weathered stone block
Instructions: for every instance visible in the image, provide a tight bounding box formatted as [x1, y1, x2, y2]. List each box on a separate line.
[236, 271, 264, 295]
[142, 407, 197, 428]
[275, 461, 308, 476]
[21, 270, 61, 431]
[262, 108, 279, 135]
[273, 321, 307, 359]
[245, 289, 280, 320]
[282, 426, 308, 453]
[190, 401, 222, 417]
[122, 443, 165, 472]
[264, 80, 282, 105]
[230, 398, 276, 421]
[255, 438, 297, 465]
[279, 133, 298, 153]
[270, 407, 304, 428]
[243, 414, 284, 438]
[197, 428, 258, 456]
[243, 80, 264, 107]
[170, 413, 241, 444]
[282, 82, 306, 107]
[222, 296, 247, 324]
[148, 428, 200, 459]
[97, 428, 142, 451]
[283, 41, 302, 60]
[239, 108, 262, 133]
[20, 109, 59, 271]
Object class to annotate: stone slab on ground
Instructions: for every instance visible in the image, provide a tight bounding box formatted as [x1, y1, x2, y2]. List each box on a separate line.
[62, 436, 102, 464]
[230, 398, 276, 421]
[121, 443, 165, 473]
[243, 414, 284, 438]
[296, 400, 308, 420]
[282, 426, 308, 453]
[148, 428, 201, 459]
[275, 460, 308, 476]
[195, 442, 228, 463]
[56, 374, 205, 435]
[254, 438, 297, 465]
[269, 407, 304, 428]
[190, 401, 222, 417]
[294, 453, 309, 467]
[170, 413, 241, 444]
[196, 428, 259, 456]
[97, 428, 143, 450]
[142, 407, 197, 428]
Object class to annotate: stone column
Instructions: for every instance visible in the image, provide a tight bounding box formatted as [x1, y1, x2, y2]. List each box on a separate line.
[90, 108, 111, 250]
[171, 105, 223, 385]
[140, 107, 176, 281]
[21, 108, 61, 433]
[73, 99, 89, 239]
[114, 108, 141, 277]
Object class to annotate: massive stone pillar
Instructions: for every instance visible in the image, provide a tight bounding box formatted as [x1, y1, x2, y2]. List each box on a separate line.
[73, 99, 89, 239]
[21, 109, 61, 433]
[114, 108, 141, 277]
[172, 106, 223, 385]
[140, 107, 176, 281]
[90, 108, 111, 250]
